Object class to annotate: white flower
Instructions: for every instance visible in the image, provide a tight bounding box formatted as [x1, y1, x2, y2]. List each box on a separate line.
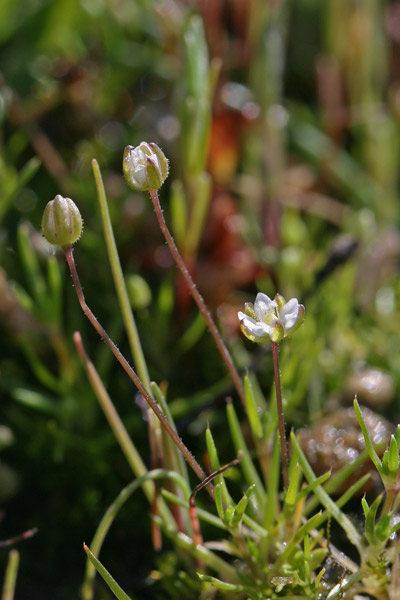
[123, 142, 169, 192]
[238, 292, 305, 343]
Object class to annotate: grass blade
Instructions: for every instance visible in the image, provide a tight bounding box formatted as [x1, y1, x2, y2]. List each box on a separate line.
[1, 550, 19, 600]
[83, 543, 132, 600]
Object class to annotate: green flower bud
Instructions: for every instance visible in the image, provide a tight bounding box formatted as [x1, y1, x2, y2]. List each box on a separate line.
[41, 195, 83, 247]
[123, 142, 169, 192]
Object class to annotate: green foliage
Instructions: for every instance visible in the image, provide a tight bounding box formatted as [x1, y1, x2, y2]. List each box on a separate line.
[2, 1, 400, 599]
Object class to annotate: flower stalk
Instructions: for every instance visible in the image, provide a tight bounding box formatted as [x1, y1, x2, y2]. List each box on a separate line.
[271, 341, 288, 489]
[63, 245, 211, 492]
[149, 188, 246, 408]
[238, 292, 305, 489]
[122, 142, 245, 406]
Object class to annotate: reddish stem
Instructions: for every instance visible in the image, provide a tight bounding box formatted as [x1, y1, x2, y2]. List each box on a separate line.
[64, 245, 212, 495]
[149, 189, 246, 408]
[271, 341, 289, 488]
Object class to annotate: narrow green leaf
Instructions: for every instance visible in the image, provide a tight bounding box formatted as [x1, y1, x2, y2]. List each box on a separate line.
[17, 223, 48, 312]
[185, 172, 212, 257]
[284, 463, 300, 513]
[197, 574, 246, 592]
[17, 157, 41, 188]
[306, 474, 371, 534]
[161, 489, 227, 531]
[19, 341, 62, 393]
[83, 544, 132, 600]
[46, 254, 63, 324]
[230, 485, 255, 529]
[244, 374, 263, 440]
[315, 567, 326, 588]
[263, 432, 280, 534]
[12, 387, 56, 414]
[205, 427, 231, 506]
[291, 432, 362, 553]
[365, 494, 382, 546]
[224, 505, 235, 525]
[297, 471, 331, 504]
[151, 382, 189, 486]
[309, 548, 326, 571]
[303, 535, 311, 580]
[157, 518, 242, 583]
[353, 398, 383, 476]
[395, 426, 400, 447]
[184, 15, 209, 101]
[82, 470, 187, 600]
[361, 496, 369, 518]
[375, 513, 391, 543]
[388, 435, 399, 475]
[226, 402, 265, 511]
[273, 512, 323, 571]
[2, 549, 19, 600]
[169, 180, 187, 251]
[177, 313, 206, 353]
[9, 282, 35, 316]
[382, 450, 390, 477]
[214, 483, 225, 522]
[92, 159, 151, 394]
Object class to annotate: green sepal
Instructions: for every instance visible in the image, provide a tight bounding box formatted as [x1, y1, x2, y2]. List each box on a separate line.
[274, 293, 286, 311]
[244, 302, 256, 320]
[270, 321, 284, 343]
[41, 195, 83, 248]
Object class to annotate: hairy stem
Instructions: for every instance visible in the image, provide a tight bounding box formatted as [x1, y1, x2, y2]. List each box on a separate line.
[149, 189, 246, 408]
[271, 341, 288, 488]
[64, 246, 211, 494]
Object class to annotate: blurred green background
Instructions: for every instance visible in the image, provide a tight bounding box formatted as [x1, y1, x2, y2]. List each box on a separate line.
[1, 0, 400, 598]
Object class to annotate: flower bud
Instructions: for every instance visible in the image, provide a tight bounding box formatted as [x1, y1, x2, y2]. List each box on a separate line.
[123, 142, 169, 192]
[41, 195, 83, 247]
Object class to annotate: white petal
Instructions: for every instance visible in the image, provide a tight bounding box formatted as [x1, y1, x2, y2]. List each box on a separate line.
[240, 315, 272, 339]
[280, 298, 300, 332]
[134, 164, 147, 186]
[254, 292, 277, 322]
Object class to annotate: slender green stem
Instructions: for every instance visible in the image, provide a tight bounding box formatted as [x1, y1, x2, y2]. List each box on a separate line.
[64, 246, 211, 494]
[149, 189, 246, 408]
[1, 550, 19, 600]
[92, 159, 152, 394]
[271, 341, 288, 488]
